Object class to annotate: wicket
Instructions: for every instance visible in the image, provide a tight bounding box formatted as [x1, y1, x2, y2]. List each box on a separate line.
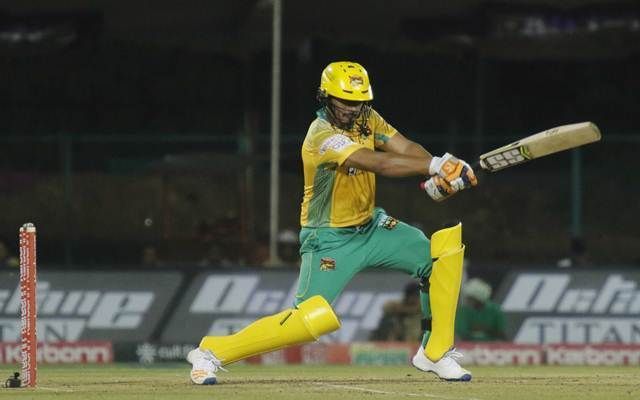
[19, 223, 37, 388]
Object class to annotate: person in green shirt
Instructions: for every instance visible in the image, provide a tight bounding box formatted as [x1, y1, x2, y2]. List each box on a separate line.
[456, 278, 507, 341]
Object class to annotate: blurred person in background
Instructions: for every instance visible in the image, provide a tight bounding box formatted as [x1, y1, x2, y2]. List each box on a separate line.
[455, 278, 506, 341]
[0, 239, 19, 269]
[194, 219, 237, 267]
[243, 238, 270, 267]
[371, 281, 422, 342]
[197, 244, 234, 268]
[140, 245, 165, 268]
[277, 228, 300, 267]
[187, 61, 478, 384]
[557, 237, 591, 268]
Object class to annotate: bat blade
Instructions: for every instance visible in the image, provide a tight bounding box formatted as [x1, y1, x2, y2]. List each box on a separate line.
[478, 122, 601, 172]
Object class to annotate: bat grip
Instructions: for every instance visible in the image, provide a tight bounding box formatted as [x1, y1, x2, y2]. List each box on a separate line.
[467, 160, 487, 186]
[471, 159, 486, 175]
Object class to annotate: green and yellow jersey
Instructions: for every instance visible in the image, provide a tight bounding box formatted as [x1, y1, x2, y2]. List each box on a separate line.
[300, 108, 398, 227]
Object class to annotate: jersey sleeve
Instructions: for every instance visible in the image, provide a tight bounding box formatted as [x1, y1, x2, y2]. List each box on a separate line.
[311, 131, 366, 166]
[370, 109, 399, 149]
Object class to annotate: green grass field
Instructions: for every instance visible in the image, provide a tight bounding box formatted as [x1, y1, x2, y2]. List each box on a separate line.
[1, 364, 638, 400]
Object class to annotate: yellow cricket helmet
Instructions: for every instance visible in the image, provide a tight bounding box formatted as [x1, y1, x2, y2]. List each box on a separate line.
[319, 61, 373, 102]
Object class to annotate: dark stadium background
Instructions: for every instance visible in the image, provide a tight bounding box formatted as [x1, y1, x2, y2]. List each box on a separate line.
[0, 1, 638, 276]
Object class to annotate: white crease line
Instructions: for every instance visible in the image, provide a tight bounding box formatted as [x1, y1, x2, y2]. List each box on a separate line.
[36, 386, 75, 392]
[314, 382, 481, 400]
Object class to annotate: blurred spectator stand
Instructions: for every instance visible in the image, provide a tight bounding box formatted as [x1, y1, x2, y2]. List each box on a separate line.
[456, 278, 507, 341]
[370, 281, 422, 342]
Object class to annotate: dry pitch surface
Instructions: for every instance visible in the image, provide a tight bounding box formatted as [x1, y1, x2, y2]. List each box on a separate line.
[0, 364, 638, 400]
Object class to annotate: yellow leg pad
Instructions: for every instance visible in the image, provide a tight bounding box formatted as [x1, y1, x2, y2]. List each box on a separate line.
[199, 295, 340, 365]
[425, 223, 465, 361]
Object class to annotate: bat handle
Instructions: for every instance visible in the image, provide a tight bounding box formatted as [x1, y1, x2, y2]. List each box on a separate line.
[469, 160, 487, 183]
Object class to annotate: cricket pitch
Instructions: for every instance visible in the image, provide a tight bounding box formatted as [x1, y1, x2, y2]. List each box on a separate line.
[0, 364, 637, 400]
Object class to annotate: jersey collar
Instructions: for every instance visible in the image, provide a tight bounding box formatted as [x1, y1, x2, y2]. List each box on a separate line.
[316, 108, 329, 121]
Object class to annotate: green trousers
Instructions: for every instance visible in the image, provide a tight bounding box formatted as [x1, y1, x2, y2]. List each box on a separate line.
[295, 208, 433, 345]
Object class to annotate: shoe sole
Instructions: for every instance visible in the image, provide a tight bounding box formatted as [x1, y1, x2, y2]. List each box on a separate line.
[201, 377, 217, 385]
[412, 361, 472, 382]
[191, 373, 218, 385]
[442, 374, 472, 382]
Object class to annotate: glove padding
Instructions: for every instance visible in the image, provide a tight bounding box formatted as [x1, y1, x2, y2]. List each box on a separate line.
[429, 153, 478, 190]
[421, 175, 457, 202]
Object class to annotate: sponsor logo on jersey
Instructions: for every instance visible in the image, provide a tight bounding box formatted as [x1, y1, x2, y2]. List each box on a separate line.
[380, 216, 398, 230]
[346, 167, 360, 176]
[319, 134, 353, 155]
[320, 257, 336, 271]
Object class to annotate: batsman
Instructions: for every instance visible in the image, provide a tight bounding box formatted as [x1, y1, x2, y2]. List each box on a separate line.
[187, 61, 478, 383]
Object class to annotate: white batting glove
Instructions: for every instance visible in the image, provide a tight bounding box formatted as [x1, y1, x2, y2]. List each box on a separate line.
[429, 153, 478, 190]
[421, 175, 458, 202]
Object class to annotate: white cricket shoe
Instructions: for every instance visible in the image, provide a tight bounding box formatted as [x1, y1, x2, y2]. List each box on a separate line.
[411, 347, 472, 382]
[187, 348, 225, 385]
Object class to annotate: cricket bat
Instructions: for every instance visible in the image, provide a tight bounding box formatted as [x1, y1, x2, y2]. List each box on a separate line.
[477, 122, 601, 172]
